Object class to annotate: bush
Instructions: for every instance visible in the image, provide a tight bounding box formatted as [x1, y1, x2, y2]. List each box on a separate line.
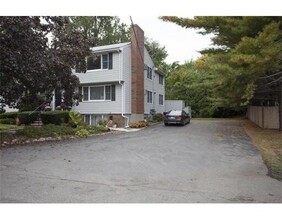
[69, 111, 82, 128]
[152, 113, 164, 122]
[18, 94, 45, 112]
[17, 111, 40, 125]
[0, 118, 16, 125]
[75, 128, 90, 137]
[0, 112, 18, 119]
[41, 111, 70, 125]
[129, 120, 149, 128]
[16, 124, 76, 138]
[84, 125, 108, 134]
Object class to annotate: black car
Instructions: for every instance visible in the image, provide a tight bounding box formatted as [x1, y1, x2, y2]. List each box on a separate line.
[164, 110, 190, 126]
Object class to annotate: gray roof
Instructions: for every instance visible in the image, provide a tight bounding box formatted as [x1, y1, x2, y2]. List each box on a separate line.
[91, 42, 131, 53]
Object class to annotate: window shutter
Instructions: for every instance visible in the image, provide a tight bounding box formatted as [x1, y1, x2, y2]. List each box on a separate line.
[111, 85, 115, 101]
[109, 53, 113, 69]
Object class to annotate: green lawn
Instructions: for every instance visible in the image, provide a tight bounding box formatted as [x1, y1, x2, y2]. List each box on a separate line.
[0, 124, 17, 132]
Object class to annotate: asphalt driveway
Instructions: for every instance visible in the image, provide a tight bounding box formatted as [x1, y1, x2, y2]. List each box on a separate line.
[0, 120, 281, 202]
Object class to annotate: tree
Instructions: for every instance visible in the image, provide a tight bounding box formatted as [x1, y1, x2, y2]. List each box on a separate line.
[165, 61, 217, 117]
[69, 16, 130, 46]
[145, 38, 168, 68]
[160, 16, 282, 117]
[0, 16, 94, 111]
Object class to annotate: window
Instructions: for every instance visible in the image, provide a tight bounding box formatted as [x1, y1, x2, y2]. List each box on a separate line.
[147, 90, 153, 104]
[83, 87, 89, 101]
[104, 85, 116, 101]
[87, 53, 113, 70]
[159, 75, 164, 85]
[87, 55, 101, 70]
[82, 85, 116, 101]
[159, 94, 164, 105]
[90, 86, 104, 100]
[102, 54, 108, 69]
[147, 66, 152, 80]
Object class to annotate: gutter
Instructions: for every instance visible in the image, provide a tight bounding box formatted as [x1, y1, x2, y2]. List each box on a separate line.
[119, 48, 129, 127]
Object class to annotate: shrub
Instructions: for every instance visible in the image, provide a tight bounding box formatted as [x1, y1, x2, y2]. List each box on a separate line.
[69, 111, 82, 128]
[0, 112, 18, 119]
[16, 124, 76, 138]
[75, 128, 90, 137]
[41, 111, 70, 125]
[152, 113, 164, 122]
[17, 111, 40, 125]
[129, 120, 149, 128]
[84, 125, 108, 134]
[0, 118, 16, 125]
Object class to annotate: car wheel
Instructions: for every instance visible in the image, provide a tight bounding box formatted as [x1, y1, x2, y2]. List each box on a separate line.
[164, 122, 168, 126]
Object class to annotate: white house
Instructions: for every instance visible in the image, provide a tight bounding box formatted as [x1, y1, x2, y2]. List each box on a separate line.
[73, 24, 165, 127]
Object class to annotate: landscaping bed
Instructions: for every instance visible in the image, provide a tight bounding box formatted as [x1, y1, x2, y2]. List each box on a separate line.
[0, 124, 110, 148]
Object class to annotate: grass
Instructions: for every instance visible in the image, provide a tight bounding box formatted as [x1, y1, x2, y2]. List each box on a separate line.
[242, 120, 282, 181]
[0, 124, 18, 132]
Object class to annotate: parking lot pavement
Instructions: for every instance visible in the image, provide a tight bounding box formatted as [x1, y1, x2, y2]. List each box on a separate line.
[0, 120, 281, 202]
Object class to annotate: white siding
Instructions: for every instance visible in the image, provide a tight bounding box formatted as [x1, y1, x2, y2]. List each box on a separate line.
[73, 84, 122, 114]
[154, 72, 165, 113]
[144, 48, 165, 114]
[74, 52, 120, 84]
[121, 45, 132, 114]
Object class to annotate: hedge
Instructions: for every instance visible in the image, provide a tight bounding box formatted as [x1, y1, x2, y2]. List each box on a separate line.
[17, 111, 40, 125]
[41, 111, 70, 125]
[0, 118, 16, 125]
[0, 112, 18, 119]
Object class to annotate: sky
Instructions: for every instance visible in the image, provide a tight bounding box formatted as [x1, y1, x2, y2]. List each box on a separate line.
[2, 0, 279, 66]
[120, 16, 213, 64]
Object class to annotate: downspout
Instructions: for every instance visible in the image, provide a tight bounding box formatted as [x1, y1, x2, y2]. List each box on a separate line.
[119, 48, 129, 127]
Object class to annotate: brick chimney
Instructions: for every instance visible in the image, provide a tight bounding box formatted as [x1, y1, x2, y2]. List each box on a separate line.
[131, 24, 144, 116]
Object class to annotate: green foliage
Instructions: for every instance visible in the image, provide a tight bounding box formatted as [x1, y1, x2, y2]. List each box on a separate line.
[17, 111, 40, 125]
[0, 16, 93, 107]
[70, 16, 130, 46]
[69, 111, 82, 127]
[161, 16, 282, 111]
[152, 113, 164, 122]
[75, 128, 90, 138]
[41, 111, 69, 125]
[83, 125, 109, 134]
[145, 38, 168, 69]
[18, 94, 45, 112]
[16, 124, 76, 138]
[0, 118, 16, 125]
[0, 112, 18, 119]
[0, 124, 17, 132]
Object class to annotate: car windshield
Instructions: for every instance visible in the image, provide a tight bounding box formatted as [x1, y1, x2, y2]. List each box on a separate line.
[168, 110, 182, 115]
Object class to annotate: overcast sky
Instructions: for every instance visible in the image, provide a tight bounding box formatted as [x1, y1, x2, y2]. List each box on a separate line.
[2, 0, 278, 65]
[120, 16, 213, 64]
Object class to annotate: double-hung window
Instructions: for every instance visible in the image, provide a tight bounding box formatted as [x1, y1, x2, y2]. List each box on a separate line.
[159, 75, 164, 85]
[159, 94, 164, 105]
[87, 53, 113, 70]
[147, 66, 152, 80]
[147, 90, 153, 104]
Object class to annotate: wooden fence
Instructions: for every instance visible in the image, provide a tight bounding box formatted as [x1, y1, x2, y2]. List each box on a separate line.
[247, 106, 279, 129]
